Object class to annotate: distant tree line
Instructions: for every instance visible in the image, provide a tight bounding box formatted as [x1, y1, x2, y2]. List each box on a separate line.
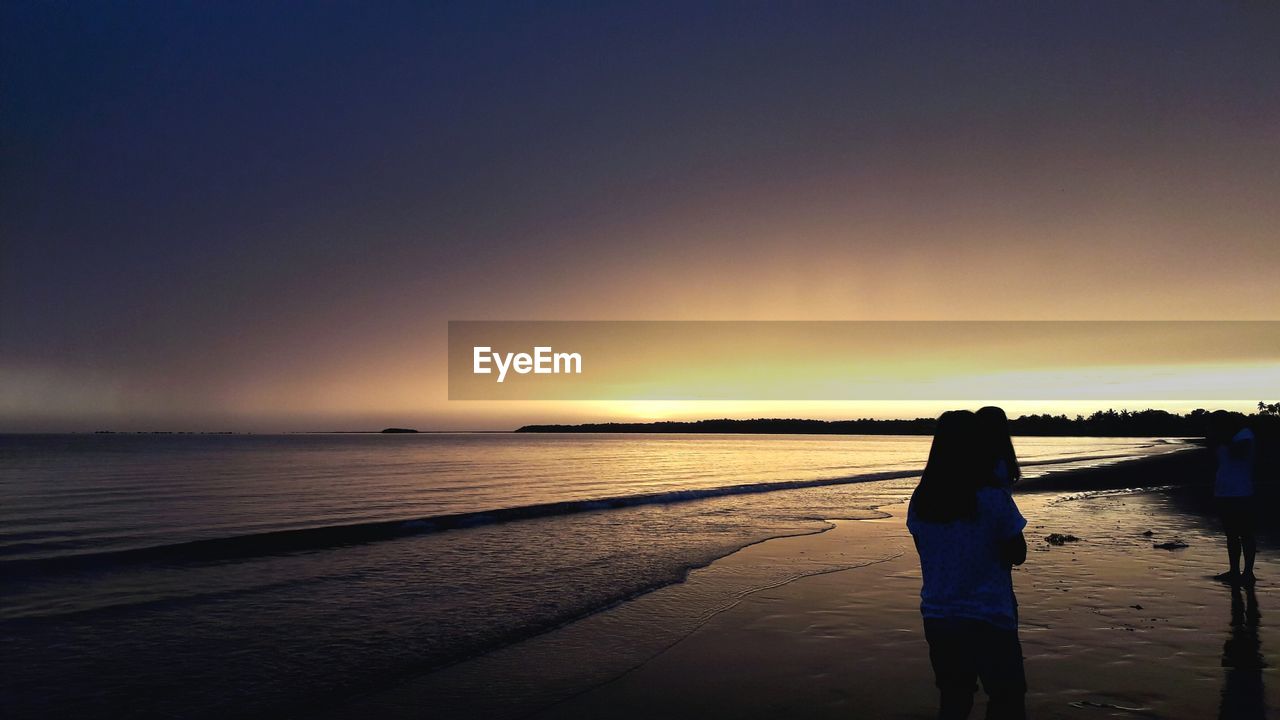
[517, 405, 1280, 438]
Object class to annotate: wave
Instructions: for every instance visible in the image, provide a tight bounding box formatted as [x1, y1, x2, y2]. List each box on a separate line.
[2, 447, 1178, 577]
[1, 470, 926, 577]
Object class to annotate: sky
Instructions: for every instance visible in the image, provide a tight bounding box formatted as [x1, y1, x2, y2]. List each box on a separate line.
[2, 1, 1279, 431]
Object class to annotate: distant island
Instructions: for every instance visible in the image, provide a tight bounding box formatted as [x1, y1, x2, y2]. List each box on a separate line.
[379, 427, 419, 434]
[518, 406, 1279, 437]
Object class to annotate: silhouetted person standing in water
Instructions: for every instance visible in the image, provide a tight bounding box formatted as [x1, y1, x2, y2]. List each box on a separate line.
[908, 410, 1028, 720]
[977, 406, 1021, 492]
[1212, 412, 1257, 586]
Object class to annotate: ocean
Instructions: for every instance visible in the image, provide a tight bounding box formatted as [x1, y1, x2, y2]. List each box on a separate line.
[0, 433, 1183, 718]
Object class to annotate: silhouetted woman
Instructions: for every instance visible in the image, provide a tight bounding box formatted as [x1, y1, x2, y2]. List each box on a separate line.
[977, 406, 1021, 490]
[1211, 411, 1258, 586]
[908, 410, 1028, 720]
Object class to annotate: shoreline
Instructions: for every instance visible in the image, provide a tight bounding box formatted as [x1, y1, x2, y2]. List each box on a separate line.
[527, 445, 1274, 720]
[8, 435, 1189, 720]
[6, 440, 1176, 575]
[328, 444, 1242, 719]
[1016, 442, 1211, 492]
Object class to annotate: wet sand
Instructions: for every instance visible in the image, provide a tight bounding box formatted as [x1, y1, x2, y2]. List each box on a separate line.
[331, 448, 1278, 719]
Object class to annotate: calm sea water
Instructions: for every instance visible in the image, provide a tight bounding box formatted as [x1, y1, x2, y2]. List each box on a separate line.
[0, 433, 1182, 718]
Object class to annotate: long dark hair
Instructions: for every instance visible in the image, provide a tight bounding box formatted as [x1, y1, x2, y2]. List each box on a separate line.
[912, 410, 984, 523]
[1208, 410, 1245, 447]
[977, 405, 1021, 485]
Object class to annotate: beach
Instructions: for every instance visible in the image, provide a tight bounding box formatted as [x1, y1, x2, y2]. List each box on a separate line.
[330, 448, 1279, 720]
[5, 435, 1269, 719]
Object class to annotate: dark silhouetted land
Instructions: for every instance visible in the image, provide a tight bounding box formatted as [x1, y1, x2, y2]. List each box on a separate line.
[519, 408, 1279, 439]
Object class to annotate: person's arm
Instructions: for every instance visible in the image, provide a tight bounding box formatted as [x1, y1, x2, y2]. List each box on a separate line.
[1000, 532, 1027, 567]
[991, 489, 1028, 566]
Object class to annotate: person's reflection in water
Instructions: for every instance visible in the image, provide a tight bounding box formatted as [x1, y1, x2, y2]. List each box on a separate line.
[1220, 585, 1266, 720]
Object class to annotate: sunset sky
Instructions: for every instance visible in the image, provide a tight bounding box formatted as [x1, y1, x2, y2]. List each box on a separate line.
[3, 2, 1279, 431]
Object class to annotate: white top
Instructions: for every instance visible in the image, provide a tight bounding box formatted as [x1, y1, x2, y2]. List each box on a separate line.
[907, 486, 1027, 630]
[1215, 427, 1256, 498]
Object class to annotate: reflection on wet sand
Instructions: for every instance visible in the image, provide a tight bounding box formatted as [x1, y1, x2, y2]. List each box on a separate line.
[1221, 585, 1266, 720]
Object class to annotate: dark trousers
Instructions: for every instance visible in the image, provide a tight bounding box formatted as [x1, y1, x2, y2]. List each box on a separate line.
[923, 617, 1027, 720]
